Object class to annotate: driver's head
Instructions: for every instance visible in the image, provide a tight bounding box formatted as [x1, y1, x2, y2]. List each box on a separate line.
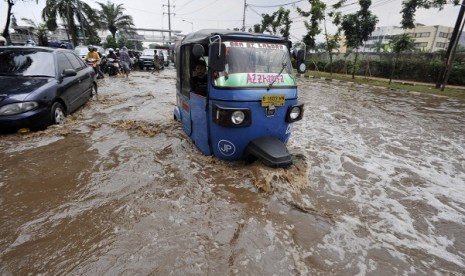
[194, 60, 207, 76]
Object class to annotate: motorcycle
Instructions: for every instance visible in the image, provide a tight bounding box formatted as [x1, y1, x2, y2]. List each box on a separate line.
[100, 56, 108, 74]
[86, 58, 97, 70]
[85, 58, 98, 79]
[107, 58, 121, 76]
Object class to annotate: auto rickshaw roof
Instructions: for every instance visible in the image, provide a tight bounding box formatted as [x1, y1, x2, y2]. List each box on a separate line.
[181, 29, 292, 48]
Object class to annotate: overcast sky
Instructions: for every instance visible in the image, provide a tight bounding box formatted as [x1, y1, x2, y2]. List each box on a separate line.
[1, 0, 462, 42]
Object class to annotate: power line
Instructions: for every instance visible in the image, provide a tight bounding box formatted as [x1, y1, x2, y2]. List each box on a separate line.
[247, 0, 305, 8]
[176, 0, 220, 16]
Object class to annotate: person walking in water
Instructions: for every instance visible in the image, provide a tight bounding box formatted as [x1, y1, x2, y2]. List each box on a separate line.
[151, 50, 160, 74]
[119, 46, 131, 78]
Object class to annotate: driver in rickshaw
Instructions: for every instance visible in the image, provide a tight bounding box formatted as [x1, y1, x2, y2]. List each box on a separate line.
[192, 59, 208, 96]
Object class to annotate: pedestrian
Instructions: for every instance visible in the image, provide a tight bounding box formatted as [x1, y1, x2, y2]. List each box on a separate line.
[120, 46, 131, 78]
[151, 51, 160, 74]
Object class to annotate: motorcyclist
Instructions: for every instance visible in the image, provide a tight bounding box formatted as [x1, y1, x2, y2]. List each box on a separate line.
[85, 46, 105, 79]
[107, 48, 118, 60]
[106, 48, 120, 76]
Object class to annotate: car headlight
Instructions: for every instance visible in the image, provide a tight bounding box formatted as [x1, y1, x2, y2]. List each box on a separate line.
[213, 105, 251, 127]
[231, 111, 245, 125]
[286, 103, 304, 122]
[0, 102, 39, 115]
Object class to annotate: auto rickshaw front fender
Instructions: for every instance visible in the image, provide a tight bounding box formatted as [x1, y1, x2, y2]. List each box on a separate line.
[244, 137, 292, 168]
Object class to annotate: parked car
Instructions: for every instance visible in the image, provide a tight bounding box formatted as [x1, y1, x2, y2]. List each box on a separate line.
[0, 46, 97, 133]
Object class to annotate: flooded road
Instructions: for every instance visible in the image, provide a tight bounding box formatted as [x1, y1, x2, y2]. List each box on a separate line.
[1, 69, 464, 275]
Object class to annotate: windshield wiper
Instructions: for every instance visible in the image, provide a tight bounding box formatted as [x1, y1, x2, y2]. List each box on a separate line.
[267, 62, 287, 91]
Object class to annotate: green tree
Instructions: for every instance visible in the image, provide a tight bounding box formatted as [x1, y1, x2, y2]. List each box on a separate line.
[96, 0, 134, 40]
[257, 7, 292, 39]
[117, 35, 136, 49]
[296, 0, 326, 49]
[401, 0, 460, 29]
[87, 27, 102, 46]
[389, 33, 415, 84]
[371, 40, 384, 53]
[42, 0, 99, 47]
[103, 35, 117, 49]
[339, 0, 378, 79]
[2, 0, 38, 44]
[297, 1, 342, 75]
[252, 24, 262, 33]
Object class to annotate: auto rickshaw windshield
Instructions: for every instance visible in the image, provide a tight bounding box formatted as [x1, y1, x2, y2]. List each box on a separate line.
[212, 41, 296, 88]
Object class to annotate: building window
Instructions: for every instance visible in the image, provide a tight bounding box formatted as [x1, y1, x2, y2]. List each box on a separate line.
[436, 42, 447, 48]
[438, 32, 450, 38]
[414, 42, 428, 47]
[413, 32, 431, 38]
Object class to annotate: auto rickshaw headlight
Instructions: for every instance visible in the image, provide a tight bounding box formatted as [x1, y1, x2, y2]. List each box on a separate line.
[231, 111, 245, 125]
[213, 105, 251, 127]
[286, 104, 304, 123]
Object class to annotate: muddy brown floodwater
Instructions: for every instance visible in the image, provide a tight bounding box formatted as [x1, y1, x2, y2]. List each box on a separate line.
[1, 68, 464, 275]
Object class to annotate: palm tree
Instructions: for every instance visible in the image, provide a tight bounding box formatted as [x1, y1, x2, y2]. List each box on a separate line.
[96, 1, 134, 40]
[42, 0, 98, 47]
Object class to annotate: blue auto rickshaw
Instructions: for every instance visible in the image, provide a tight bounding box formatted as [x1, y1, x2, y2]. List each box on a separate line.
[174, 29, 304, 167]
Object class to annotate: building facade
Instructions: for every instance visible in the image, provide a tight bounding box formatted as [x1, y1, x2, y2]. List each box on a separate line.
[363, 24, 464, 53]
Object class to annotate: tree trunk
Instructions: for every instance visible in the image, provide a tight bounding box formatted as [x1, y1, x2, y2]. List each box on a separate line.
[2, 0, 14, 44]
[351, 50, 359, 79]
[389, 54, 399, 85]
[329, 52, 333, 76]
[66, 3, 78, 47]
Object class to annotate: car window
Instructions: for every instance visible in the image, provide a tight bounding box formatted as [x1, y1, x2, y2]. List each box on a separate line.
[57, 53, 74, 74]
[65, 52, 86, 70]
[0, 49, 55, 77]
[142, 49, 155, 56]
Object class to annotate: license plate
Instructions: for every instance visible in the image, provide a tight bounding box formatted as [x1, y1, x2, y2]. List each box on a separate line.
[261, 95, 285, 107]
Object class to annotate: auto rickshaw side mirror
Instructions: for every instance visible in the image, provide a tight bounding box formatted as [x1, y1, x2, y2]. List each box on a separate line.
[192, 44, 205, 58]
[296, 49, 306, 74]
[209, 42, 226, 71]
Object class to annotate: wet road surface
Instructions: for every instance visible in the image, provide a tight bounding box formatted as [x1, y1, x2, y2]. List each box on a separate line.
[1, 68, 464, 275]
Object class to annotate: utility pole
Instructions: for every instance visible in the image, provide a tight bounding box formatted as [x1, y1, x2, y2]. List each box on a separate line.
[242, 0, 247, 31]
[441, 7, 465, 91]
[436, 0, 465, 89]
[163, 0, 175, 44]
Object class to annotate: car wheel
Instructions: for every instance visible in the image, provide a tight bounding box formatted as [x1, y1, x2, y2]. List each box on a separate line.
[51, 102, 66, 125]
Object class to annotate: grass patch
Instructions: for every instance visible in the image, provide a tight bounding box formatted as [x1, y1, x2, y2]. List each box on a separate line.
[305, 71, 465, 99]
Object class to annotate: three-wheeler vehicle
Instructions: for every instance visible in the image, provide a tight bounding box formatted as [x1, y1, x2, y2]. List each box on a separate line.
[174, 29, 304, 167]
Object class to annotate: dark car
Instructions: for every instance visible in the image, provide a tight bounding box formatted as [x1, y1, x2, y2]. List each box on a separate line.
[0, 46, 97, 132]
[138, 49, 156, 70]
